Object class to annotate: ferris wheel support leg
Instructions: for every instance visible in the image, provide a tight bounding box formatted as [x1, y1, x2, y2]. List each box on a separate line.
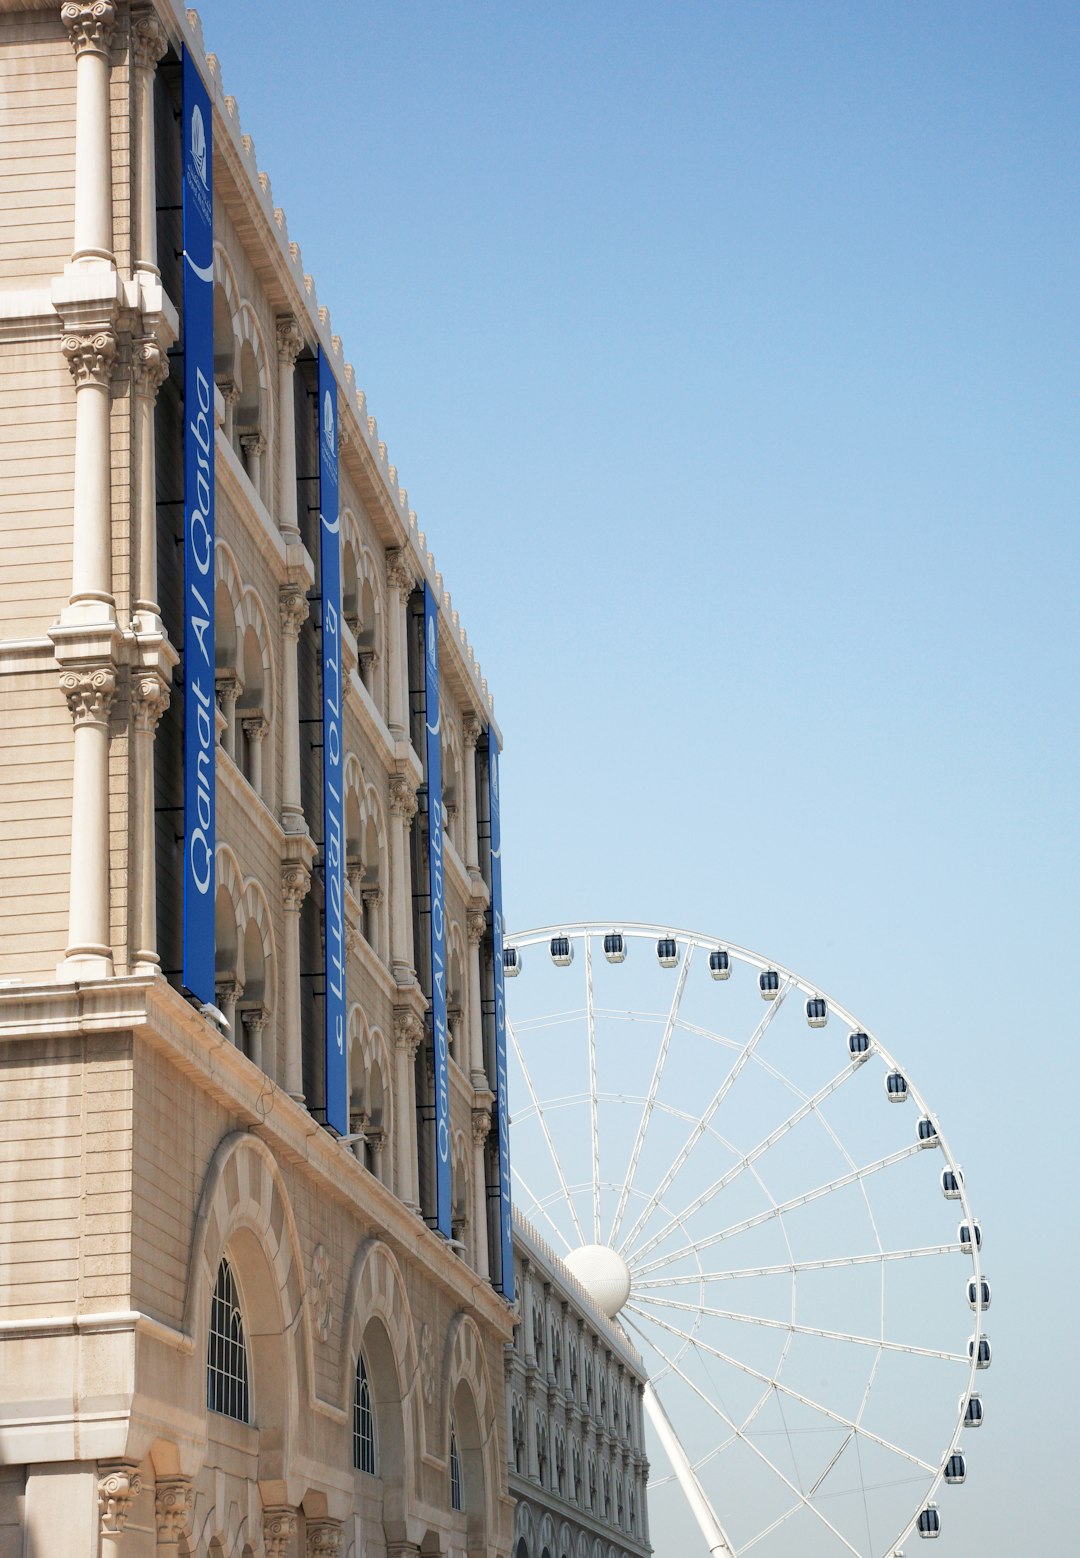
[643, 1381, 737, 1558]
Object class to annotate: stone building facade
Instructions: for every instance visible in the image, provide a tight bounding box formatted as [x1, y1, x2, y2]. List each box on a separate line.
[0, 2, 515, 1554]
[506, 1216, 651, 1558]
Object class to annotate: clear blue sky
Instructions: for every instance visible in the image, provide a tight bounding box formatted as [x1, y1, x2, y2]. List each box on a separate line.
[200, 3, 1078, 1549]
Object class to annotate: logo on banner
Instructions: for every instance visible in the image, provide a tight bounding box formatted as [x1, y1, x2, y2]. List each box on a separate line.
[191, 105, 208, 186]
[323, 388, 335, 459]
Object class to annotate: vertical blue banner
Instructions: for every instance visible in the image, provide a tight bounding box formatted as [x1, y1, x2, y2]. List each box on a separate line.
[424, 583, 452, 1236]
[488, 742, 514, 1299]
[318, 350, 347, 1134]
[181, 48, 216, 1005]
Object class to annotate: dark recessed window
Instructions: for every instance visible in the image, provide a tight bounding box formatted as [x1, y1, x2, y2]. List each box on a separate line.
[353, 1351, 376, 1473]
[207, 1258, 249, 1422]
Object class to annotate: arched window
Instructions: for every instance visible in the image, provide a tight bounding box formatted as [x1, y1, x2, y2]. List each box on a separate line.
[450, 1417, 463, 1510]
[353, 1351, 377, 1473]
[207, 1257, 249, 1422]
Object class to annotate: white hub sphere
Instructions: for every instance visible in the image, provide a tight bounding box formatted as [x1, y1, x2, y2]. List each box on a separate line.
[563, 1243, 632, 1319]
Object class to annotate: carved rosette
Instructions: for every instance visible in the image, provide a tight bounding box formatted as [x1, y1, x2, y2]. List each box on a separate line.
[281, 862, 311, 913]
[276, 314, 305, 367]
[418, 1320, 436, 1405]
[131, 336, 169, 398]
[386, 547, 416, 603]
[472, 1105, 492, 1148]
[97, 1461, 142, 1534]
[306, 1521, 344, 1558]
[153, 1476, 194, 1541]
[61, 0, 116, 57]
[279, 583, 309, 640]
[60, 666, 116, 727]
[309, 1243, 333, 1343]
[263, 1507, 298, 1558]
[389, 774, 418, 822]
[133, 673, 170, 734]
[62, 327, 116, 388]
[393, 1007, 424, 1058]
[467, 909, 487, 947]
[130, 9, 168, 72]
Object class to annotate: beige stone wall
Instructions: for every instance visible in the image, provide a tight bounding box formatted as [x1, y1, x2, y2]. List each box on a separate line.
[0, 7, 75, 284]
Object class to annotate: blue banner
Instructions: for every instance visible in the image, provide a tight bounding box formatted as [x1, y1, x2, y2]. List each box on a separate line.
[318, 351, 347, 1135]
[424, 583, 452, 1236]
[488, 741, 514, 1299]
[181, 48, 215, 1005]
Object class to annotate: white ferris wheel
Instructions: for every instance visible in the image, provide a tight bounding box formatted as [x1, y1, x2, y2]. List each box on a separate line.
[503, 922, 988, 1558]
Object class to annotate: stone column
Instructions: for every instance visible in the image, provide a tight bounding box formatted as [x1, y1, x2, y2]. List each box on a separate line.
[241, 1006, 269, 1072]
[306, 1519, 343, 1558]
[263, 1508, 298, 1558]
[62, 0, 116, 263]
[215, 977, 242, 1046]
[130, 6, 168, 279]
[362, 885, 384, 961]
[131, 336, 169, 633]
[393, 1007, 423, 1211]
[240, 431, 266, 496]
[241, 712, 268, 795]
[462, 711, 483, 878]
[62, 327, 116, 619]
[59, 666, 115, 978]
[467, 908, 488, 1087]
[276, 316, 305, 542]
[471, 1105, 491, 1280]
[154, 1476, 194, 1556]
[388, 774, 417, 983]
[217, 375, 239, 444]
[385, 548, 414, 739]
[216, 671, 241, 759]
[279, 584, 308, 833]
[132, 671, 169, 971]
[97, 1460, 141, 1556]
[282, 862, 310, 1101]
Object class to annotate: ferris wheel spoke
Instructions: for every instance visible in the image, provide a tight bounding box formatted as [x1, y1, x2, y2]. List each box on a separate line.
[633, 1292, 967, 1363]
[508, 1017, 587, 1248]
[585, 933, 602, 1243]
[625, 1317, 866, 1558]
[510, 1163, 575, 1254]
[626, 1304, 937, 1475]
[633, 1242, 962, 1290]
[617, 977, 793, 1260]
[607, 945, 695, 1250]
[633, 1143, 921, 1277]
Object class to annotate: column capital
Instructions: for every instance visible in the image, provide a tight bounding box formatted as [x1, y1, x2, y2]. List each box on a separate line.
[240, 431, 268, 459]
[282, 861, 311, 912]
[467, 908, 487, 946]
[61, 0, 116, 57]
[153, 1476, 194, 1541]
[393, 1006, 424, 1057]
[97, 1460, 141, 1534]
[242, 712, 270, 744]
[132, 334, 169, 398]
[279, 582, 309, 639]
[389, 773, 418, 821]
[263, 1507, 298, 1558]
[60, 664, 115, 727]
[63, 327, 116, 388]
[132, 671, 170, 733]
[463, 710, 483, 748]
[130, 7, 168, 71]
[276, 313, 305, 365]
[472, 1104, 492, 1148]
[306, 1519, 343, 1558]
[386, 546, 416, 602]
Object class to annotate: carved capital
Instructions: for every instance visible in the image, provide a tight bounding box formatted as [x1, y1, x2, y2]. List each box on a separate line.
[215, 669, 242, 706]
[276, 314, 305, 366]
[463, 711, 483, 749]
[97, 1461, 141, 1535]
[62, 328, 116, 388]
[60, 666, 115, 727]
[241, 713, 269, 744]
[62, 0, 116, 57]
[154, 1476, 194, 1541]
[133, 673, 170, 734]
[472, 1105, 492, 1148]
[386, 547, 416, 602]
[281, 862, 311, 913]
[215, 373, 240, 408]
[358, 648, 378, 680]
[467, 909, 487, 946]
[240, 432, 268, 459]
[389, 773, 418, 821]
[362, 886, 384, 912]
[279, 583, 309, 639]
[307, 1521, 343, 1558]
[131, 335, 169, 397]
[343, 921, 359, 957]
[263, 1507, 298, 1558]
[130, 8, 168, 72]
[393, 1007, 424, 1057]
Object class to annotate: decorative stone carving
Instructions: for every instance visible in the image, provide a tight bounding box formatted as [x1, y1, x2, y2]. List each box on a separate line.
[343, 921, 358, 957]
[130, 9, 167, 74]
[388, 773, 418, 821]
[418, 1320, 436, 1405]
[467, 909, 487, 946]
[306, 1522, 343, 1558]
[386, 547, 415, 601]
[131, 335, 168, 397]
[361, 886, 384, 914]
[263, 1507, 298, 1558]
[62, 328, 116, 388]
[61, 0, 116, 57]
[241, 713, 269, 745]
[97, 1461, 141, 1534]
[153, 1476, 194, 1541]
[463, 711, 482, 749]
[276, 314, 305, 366]
[282, 862, 310, 913]
[60, 666, 115, 727]
[279, 583, 309, 638]
[472, 1105, 492, 1148]
[132, 673, 170, 734]
[393, 1008, 424, 1057]
[240, 432, 268, 460]
[309, 1242, 333, 1343]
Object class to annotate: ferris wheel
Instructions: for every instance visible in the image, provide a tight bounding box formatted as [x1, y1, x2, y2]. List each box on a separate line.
[503, 922, 987, 1558]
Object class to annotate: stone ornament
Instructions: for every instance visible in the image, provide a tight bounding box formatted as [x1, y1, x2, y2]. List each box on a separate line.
[133, 674, 170, 734]
[386, 547, 416, 602]
[306, 1520, 343, 1558]
[472, 1105, 492, 1148]
[418, 1320, 435, 1405]
[130, 9, 168, 72]
[467, 909, 487, 946]
[60, 666, 115, 727]
[389, 773, 418, 821]
[263, 1507, 298, 1558]
[62, 328, 116, 388]
[61, 0, 116, 57]
[309, 1242, 333, 1343]
[153, 1477, 194, 1540]
[279, 583, 309, 638]
[97, 1461, 142, 1534]
[463, 711, 482, 749]
[132, 336, 169, 397]
[282, 862, 311, 913]
[393, 1008, 424, 1058]
[276, 315, 305, 366]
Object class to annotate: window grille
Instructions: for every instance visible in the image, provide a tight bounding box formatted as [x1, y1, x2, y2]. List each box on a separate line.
[450, 1419, 463, 1510]
[207, 1258, 250, 1422]
[354, 1351, 377, 1473]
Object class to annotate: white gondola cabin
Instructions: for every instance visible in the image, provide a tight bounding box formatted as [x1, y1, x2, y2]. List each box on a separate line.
[656, 936, 678, 968]
[805, 996, 828, 1028]
[916, 1505, 940, 1539]
[917, 1116, 939, 1147]
[885, 1070, 909, 1102]
[709, 947, 731, 980]
[503, 945, 522, 977]
[941, 1166, 963, 1199]
[550, 935, 573, 967]
[962, 1393, 983, 1428]
[966, 1277, 990, 1311]
[603, 931, 626, 964]
[848, 1030, 871, 1062]
[968, 1334, 991, 1369]
[759, 969, 780, 1000]
[958, 1221, 982, 1254]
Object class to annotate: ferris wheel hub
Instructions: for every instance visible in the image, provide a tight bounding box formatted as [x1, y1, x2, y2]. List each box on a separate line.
[563, 1243, 632, 1319]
